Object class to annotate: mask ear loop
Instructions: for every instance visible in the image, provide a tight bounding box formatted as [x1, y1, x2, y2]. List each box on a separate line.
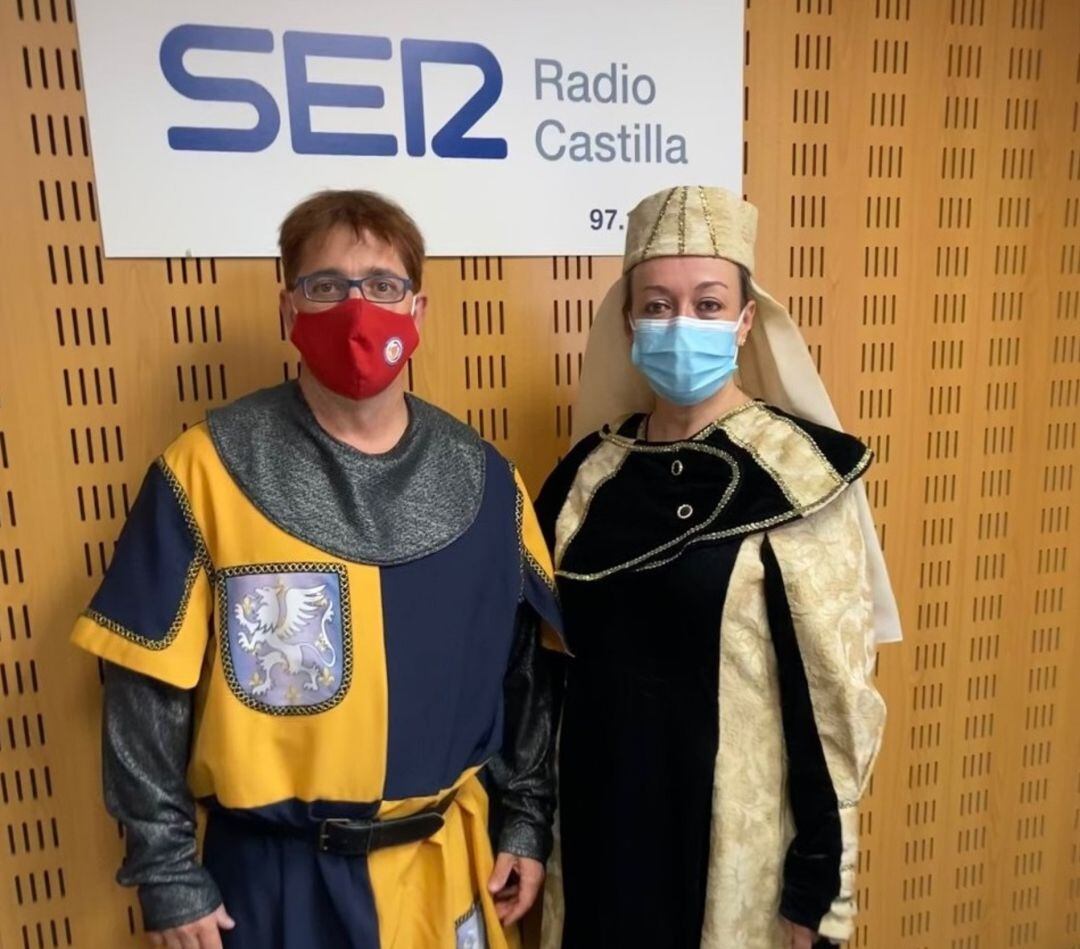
[410, 295, 418, 316]
[731, 303, 753, 347]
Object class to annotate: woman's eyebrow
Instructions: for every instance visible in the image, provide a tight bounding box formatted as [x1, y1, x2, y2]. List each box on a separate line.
[641, 281, 730, 293]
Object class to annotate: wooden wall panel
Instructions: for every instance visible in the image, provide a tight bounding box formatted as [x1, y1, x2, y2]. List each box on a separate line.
[0, 1, 1076, 947]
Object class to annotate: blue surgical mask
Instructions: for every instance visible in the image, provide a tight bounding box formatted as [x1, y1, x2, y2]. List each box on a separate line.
[630, 308, 747, 407]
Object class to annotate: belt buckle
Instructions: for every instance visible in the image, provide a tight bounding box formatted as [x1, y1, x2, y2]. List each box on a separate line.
[317, 818, 352, 854]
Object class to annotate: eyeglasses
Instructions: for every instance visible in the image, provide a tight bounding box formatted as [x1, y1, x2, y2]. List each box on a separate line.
[295, 272, 414, 304]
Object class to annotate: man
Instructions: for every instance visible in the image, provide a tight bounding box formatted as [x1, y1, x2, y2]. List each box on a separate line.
[72, 190, 563, 948]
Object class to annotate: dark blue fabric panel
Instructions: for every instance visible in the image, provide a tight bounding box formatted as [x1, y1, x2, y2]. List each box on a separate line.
[89, 462, 198, 642]
[380, 446, 521, 800]
[204, 809, 379, 949]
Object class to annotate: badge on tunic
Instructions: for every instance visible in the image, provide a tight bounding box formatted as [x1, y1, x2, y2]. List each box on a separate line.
[219, 563, 351, 715]
[455, 902, 486, 949]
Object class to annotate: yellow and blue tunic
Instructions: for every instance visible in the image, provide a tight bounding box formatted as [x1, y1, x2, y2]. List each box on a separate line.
[72, 383, 562, 948]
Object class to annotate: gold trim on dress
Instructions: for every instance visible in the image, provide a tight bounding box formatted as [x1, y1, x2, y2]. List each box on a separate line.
[719, 404, 845, 510]
[636, 455, 870, 575]
[555, 444, 741, 582]
[553, 438, 632, 569]
[553, 403, 872, 583]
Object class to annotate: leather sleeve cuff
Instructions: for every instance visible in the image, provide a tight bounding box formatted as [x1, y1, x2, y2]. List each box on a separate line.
[136, 871, 222, 933]
[497, 816, 552, 864]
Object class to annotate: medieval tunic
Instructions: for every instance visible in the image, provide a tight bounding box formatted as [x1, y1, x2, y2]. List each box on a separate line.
[536, 401, 886, 949]
[72, 381, 563, 949]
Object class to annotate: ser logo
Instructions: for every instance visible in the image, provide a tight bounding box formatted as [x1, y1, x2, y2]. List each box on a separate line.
[160, 25, 508, 159]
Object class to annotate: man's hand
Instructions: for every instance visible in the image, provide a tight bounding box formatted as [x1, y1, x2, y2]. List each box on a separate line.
[782, 918, 817, 949]
[487, 852, 545, 927]
[148, 905, 235, 949]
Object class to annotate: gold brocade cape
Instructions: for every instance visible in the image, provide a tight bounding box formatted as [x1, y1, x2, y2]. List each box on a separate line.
[537, 403, 887, 948]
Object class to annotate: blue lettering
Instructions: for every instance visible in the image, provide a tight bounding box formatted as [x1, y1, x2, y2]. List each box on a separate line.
[159, 24, 280, 152]
[401, 39, 507, 159]
[159, 27, 509, 160]
[283, 31, 397, 156]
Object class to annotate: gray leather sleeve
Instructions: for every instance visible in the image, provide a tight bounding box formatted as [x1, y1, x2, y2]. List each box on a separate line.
[102, 662, 222, 931]
[487, 605, 565, 863]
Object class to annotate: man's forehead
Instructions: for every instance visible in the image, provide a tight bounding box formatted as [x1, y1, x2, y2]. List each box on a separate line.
[298, 225, 403, 271]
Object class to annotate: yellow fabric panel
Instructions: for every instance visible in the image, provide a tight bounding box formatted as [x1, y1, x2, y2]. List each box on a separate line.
[160, 422, 236, 563]
[187, 560, 387, 807]
[369, 774, 521, 949]
[156, 423, 390, 808]
[70, 565, 214, 690]
[373, 765, 480, 822]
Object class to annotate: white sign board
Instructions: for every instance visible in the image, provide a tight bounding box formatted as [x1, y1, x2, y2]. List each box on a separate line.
[74, 1, 743, 257]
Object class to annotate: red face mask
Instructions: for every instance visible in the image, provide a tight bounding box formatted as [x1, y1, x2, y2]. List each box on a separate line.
[290, 297, 420, 400]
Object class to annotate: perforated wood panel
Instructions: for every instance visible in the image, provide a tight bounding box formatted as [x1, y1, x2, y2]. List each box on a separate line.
[0, 1, 1077, 947]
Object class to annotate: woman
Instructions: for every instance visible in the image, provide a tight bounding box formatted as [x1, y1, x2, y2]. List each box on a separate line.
[535, 187, 899, 949]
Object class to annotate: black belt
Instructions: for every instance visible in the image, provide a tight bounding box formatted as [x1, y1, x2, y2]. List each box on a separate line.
[214, 789, 457, 858]
[317, 790, 457, 857]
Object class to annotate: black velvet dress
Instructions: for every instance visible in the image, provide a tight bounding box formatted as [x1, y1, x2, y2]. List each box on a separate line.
[535, 406, 872, 948]
[557, 545, 737, 947]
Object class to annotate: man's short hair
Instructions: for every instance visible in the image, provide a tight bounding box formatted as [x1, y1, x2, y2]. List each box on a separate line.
[279, 190, 426, 291]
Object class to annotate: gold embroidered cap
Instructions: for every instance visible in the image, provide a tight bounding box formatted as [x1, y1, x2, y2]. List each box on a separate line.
[624, 185, 758, 274]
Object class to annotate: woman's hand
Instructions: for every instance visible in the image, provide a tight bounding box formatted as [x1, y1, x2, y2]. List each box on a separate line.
[488, 852, 545, 926]
[148, 905, 235, 949]
[782, 917, 818, 949]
